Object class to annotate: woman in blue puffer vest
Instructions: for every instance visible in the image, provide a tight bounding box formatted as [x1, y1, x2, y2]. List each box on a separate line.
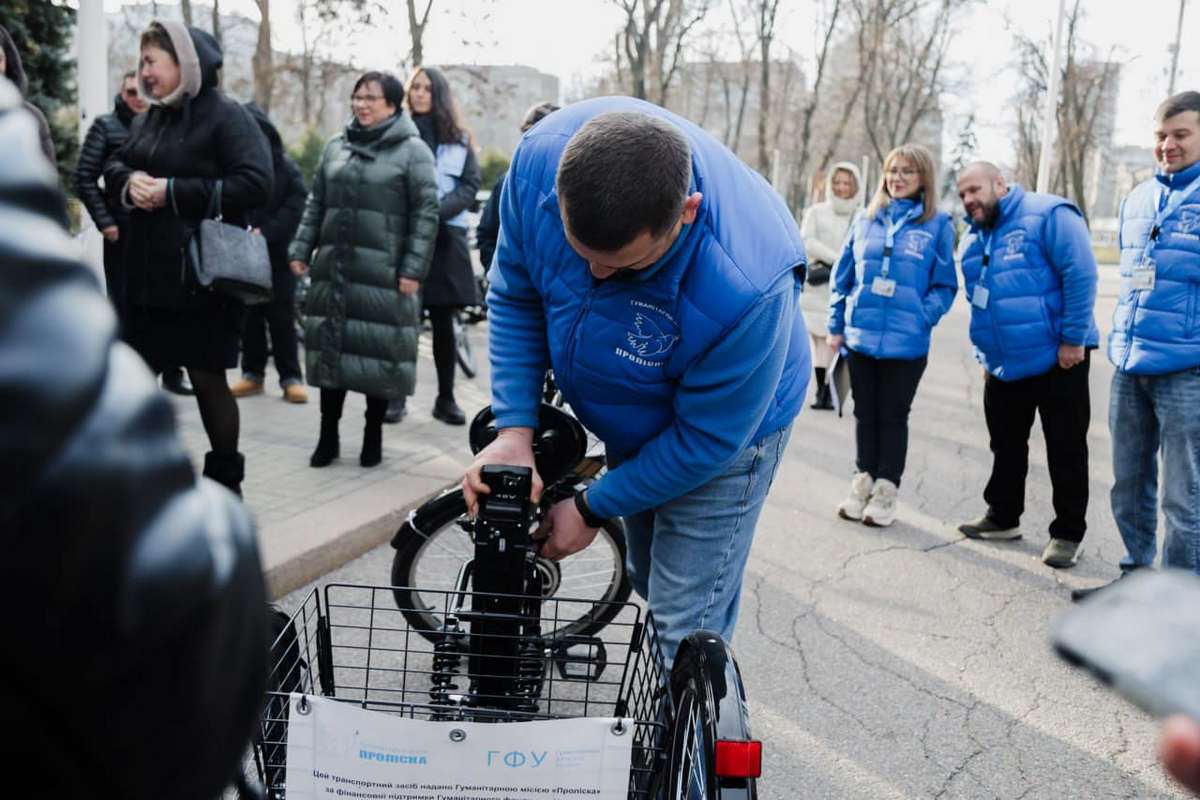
[828, 143, 957, 527]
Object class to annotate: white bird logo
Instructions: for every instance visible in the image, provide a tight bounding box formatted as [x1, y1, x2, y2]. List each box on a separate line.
[627, 312, 679, 358]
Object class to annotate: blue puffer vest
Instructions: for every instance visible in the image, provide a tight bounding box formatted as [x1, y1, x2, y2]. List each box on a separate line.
[829, 198, 956, 359]
[960, 185, 1099, 381]
[434, 140, 469, 229]
[1109, 161, 1200, 375]
[490, 96, 809, 459]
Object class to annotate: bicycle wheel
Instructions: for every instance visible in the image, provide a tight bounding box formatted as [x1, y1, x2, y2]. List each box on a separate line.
[454, 314, 477, 379]
[666, 632, 759, 800]
[390, 488, 631, 642]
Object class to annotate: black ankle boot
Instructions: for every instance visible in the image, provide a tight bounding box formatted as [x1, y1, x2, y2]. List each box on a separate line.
[360, 418, 383, 467]
[310, 414, 340, 467]
[203, 450, 245, 497]
[432, 394, 466, 426]
[811, 368, 833, 410]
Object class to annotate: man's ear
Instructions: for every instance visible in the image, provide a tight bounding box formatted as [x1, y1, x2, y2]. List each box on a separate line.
[680, 192, 703, 225]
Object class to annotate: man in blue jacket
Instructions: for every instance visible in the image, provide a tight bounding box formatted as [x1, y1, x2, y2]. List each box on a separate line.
[955, 161, 1098, 569]
[1074, 91, 1200, 600]
[462, 97, 810, 663]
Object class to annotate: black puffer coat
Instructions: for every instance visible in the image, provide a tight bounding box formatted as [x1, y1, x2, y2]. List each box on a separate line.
[245, 103, 307, 269]
[104, 22, 272, 312]
[75, 93, 137, 231]
[0, 76, 267, 800]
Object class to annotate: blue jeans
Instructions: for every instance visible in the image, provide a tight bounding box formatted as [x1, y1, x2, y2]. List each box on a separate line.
[1110, 367, 1200, 572]
[619, 423, 792, 666]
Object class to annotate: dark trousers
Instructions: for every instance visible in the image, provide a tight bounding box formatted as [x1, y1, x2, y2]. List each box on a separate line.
[983, 352, 1091, 542]
[241, 265, 302, 385]
[427, 305, 457, 399]
[319, 388, 387, 423]
[102, 238, 124, 323]
[847, 351, 928, 486]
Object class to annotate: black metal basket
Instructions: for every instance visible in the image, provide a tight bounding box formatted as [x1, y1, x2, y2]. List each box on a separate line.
[252, 583, 670, 799]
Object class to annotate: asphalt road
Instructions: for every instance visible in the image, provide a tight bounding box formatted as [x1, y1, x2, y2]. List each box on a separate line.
[282, 265, 1188, 799]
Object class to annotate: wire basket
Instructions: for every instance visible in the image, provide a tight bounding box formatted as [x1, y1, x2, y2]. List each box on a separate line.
[252, 583, 670, 799]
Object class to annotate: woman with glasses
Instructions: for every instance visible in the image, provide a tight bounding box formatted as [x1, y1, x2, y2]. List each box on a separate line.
[827, 144, 957, 527]
[402, 65, 481, 427]
[289, 70, 439, 468]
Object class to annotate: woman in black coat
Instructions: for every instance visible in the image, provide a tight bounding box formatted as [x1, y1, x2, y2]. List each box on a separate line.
[403, 65, 481, 426]
[104, 20, 273, 495]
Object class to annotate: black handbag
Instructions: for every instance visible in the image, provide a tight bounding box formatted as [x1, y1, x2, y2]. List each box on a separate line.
[185, 179, 272, 305]
[806, 261, 832, 286]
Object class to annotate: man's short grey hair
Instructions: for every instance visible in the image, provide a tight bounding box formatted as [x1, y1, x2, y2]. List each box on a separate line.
[555, 111, 692, 251]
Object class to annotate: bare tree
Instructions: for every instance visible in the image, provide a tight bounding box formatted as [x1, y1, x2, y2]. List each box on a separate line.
[211, 0, 222, 47]
[407, 0, 434, 67]
[613, 0, 713, 105]
[790, 0, 842, 195]
[252, 0, 273, 111]
[180, 0, 193, 26]
[753, 0, 782, 174]
[1011, 0, 1121, 222]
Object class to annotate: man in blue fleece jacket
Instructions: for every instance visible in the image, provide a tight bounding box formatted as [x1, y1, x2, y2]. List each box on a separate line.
[954, 162, 1099, 570]
[462, 97, 810, 662]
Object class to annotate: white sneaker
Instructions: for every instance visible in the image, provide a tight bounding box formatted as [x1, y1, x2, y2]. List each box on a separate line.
[862, 479, 898, 527]
[837, 472, 874, 520]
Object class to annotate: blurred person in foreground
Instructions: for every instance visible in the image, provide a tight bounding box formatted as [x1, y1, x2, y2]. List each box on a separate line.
[0, 75, 267, 800]
[103, 20, 273, 496]
[289, 70, 439, 468]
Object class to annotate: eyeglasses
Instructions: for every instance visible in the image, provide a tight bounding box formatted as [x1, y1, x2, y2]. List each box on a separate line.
[886, 167, 919, 178]
[351, 93, 384, 104]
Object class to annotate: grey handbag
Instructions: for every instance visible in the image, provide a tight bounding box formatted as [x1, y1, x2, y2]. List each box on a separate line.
[186, 179, 272, 305]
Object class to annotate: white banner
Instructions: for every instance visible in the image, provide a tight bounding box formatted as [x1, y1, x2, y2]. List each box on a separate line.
[283, 694, 634, 800]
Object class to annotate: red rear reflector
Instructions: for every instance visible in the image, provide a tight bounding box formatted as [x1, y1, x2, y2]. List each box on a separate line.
[714, 739, 762, 778]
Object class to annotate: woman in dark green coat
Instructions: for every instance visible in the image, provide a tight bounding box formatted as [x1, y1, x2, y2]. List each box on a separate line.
[289, 71, 439, 468]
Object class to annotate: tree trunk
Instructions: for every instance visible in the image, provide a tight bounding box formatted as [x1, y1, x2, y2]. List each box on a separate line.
[180, 0, 193, 26]
[407, 0, 434, 68]
[211, 0, 222, 47]
[253, 0, 273, 111]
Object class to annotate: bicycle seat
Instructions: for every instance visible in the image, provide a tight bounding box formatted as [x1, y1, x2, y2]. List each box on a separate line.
[468, 403, 589, 486]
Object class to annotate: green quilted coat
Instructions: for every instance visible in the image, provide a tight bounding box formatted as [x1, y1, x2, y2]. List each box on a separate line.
[289, 113, 439, 398]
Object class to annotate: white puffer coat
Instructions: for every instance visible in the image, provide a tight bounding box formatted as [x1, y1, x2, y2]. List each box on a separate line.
[800, 161, 863, 335]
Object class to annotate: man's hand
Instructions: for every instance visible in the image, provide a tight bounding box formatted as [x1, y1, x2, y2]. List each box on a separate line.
[1058, 343, 1086, 370]
[289, 260, 309, 276]
[1161, 715, 1200, 795]
[535, 498, 600, 561]
[101, 226, 119, 243]
[398, 277, 420, 295]
[827, 333, 845, 354]
[462, 427, 543, 518]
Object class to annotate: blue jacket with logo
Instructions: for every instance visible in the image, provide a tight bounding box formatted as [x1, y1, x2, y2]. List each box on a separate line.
[828, 198, 957, 359]
[488, 96, 810, 519]
[1109, 160, 1200, 375]
[960, 185, 1099, 381]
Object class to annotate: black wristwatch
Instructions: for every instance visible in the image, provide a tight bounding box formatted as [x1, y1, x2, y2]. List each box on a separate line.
[574, 490, 607, 529]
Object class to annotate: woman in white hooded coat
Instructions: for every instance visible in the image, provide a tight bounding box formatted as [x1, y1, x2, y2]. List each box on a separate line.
[800, 161, 863, 409]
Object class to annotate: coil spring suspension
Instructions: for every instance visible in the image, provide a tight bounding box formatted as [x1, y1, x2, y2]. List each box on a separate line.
[512, 611, 545, 713]
[429, 621, 465, 710]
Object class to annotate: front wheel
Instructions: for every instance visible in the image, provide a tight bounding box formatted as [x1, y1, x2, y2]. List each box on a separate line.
[666, 632, 759, 800]
[390, 488, 631, 643]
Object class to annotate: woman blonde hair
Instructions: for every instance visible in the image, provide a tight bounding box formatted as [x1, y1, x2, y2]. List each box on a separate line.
[867, 143, 938, 223]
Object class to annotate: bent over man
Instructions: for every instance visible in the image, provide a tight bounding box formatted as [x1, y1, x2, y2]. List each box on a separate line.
[463, 97, 810, 662]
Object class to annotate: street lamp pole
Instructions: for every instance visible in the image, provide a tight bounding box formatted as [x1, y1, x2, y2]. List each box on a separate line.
[76, 0, 108, 278]
[1167, 0, 1187, 96]
[1036, 0, 1067, 194]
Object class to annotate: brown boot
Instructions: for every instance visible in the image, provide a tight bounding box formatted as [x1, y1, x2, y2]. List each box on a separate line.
[283, 383, 308, 404]
[231, 377, 264, 398]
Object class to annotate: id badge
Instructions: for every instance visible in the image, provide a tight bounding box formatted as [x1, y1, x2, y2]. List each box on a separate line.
[972, 286, 990, 309]
[1131, 262, 1156, 291]
[871, 277, 897, 297]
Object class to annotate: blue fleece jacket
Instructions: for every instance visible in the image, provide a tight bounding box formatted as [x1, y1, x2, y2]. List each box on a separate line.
[487, 96, 810, 519]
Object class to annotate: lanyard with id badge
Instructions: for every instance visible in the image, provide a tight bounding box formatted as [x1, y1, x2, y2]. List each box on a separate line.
[972, 231, 994, 309]
[1133, 171, 1200, 292]
[871, 206, 923, 298]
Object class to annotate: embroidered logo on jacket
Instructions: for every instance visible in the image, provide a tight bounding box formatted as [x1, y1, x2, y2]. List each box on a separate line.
[1002, 230, 1027, 260]
[617, 299, 679, 367]
[902, 230, 933, 258]
[1177, 207, 1200, 235]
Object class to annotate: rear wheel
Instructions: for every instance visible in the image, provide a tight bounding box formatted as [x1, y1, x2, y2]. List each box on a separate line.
[390, 489, 631, 643]
[454, 313, 477, 378]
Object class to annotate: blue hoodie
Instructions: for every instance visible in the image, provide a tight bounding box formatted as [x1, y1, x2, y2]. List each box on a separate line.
[959, 185, 1099, 381]
[1110, 160, 1200, 374]
[487, 97, 810, 519]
